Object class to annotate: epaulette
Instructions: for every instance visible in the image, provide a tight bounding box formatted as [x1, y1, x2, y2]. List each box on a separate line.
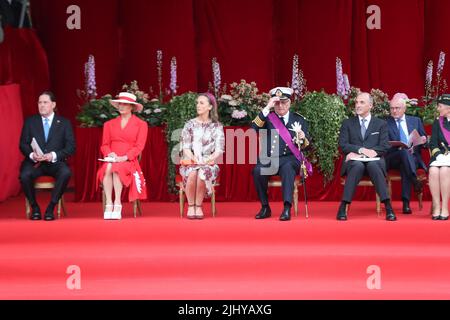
[294, 112, 307, 120]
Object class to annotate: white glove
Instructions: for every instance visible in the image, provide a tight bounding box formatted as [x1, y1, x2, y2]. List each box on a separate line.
[289, 121, 302, 133]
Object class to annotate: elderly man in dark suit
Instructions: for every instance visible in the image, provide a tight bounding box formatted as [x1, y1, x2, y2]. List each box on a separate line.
[337, 92, 396, 221]
[385, 93, 427, 214]
[19, 91, 75, 221]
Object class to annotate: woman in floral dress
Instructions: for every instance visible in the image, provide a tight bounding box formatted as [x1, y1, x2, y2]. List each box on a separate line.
[180, 93, 225, 219]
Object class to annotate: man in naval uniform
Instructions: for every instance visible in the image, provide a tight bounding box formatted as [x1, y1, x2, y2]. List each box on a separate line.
[251, 87, 311, 221]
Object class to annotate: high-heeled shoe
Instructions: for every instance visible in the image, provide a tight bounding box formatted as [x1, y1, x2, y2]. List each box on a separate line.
[104, 204, 113, 220]
[439, 213, 449, 220]
[187, 204, 196, 219]
[432, 210, 441, 220]
[111, 204, 122, 220]
[195, 204, 204, 219]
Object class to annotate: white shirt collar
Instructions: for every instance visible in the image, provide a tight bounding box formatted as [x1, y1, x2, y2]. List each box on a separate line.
[276, 111, 289, 123]
[395, 114, 406, 122]
[42, 112, 55, 125]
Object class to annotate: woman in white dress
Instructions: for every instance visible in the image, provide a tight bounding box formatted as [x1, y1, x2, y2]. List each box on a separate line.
[180, 93, 225, 219]
[429, 94, 450, 220]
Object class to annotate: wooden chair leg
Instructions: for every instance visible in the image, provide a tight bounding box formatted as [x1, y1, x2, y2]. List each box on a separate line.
[25, 198, 30, 219]
[102, 189, 106, 213]
[138, 200, 143, 216]
[133, 200, 137, 218]
[376, 193, 381, 216]
[212, 186, 216, 217]
[293, 183, 298, 217]
[179, 184, 184, 218]
[60, 196, 67, 217]
[418, 192, 423, 211]
[57, 198, 62, 219]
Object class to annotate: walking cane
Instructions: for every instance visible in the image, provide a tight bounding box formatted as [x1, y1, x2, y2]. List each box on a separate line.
[293, 130, 310, 218]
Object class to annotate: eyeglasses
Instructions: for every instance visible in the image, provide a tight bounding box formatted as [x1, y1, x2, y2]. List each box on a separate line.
[390, 107, 402, 111]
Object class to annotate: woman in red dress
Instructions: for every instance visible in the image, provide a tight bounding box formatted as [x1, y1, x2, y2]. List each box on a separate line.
[97, 92, 148, 220]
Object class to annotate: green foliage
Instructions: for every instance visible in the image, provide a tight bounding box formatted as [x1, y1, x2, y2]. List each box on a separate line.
[164, 92, 198, 193]
[76, 81, 168, 127]
[76, 95, 119, 127]
[292, 91, 347, 183]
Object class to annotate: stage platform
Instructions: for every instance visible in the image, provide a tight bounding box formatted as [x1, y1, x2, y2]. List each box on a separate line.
[0, 192, 449, 300]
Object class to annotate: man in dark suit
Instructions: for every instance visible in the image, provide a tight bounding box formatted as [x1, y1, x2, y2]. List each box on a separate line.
[338, 92, 396, 221]
[19, 91, 75, 221]
[251, 87, 311, 221]
[385, 93, 427, 214]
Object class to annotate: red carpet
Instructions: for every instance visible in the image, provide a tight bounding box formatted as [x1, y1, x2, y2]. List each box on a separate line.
[0, 193, 449, 300]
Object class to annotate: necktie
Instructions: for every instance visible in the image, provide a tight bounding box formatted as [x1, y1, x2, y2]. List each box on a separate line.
[279, 115, 285, 126]
[360, 118, 367, 139]
[397, 119, 408, 144]
[44, 118, 50, 142]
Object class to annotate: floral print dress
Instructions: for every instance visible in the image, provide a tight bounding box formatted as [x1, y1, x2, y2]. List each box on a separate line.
[179, 119, 225, 196]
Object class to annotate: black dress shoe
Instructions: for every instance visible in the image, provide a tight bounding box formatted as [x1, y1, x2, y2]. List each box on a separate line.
[402, 202, 412, 214]
[44, 212, 55, 221]
[432, 214, 441, 220]
[336, 202, 347, 221]
[31, 212, 42, 220]
[439, 215, 449, 221]
[385, 208, 397, 221]
[255, 206, 271, 219]
[279, 207, 291, 221]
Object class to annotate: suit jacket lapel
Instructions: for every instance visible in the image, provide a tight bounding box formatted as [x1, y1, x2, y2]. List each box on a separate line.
[388, 117, 400, 140]
[46, 115, 60, 143]
[354, 117, 363, 142]
[405, 115, 413, 136]
[363, 116, 375, 140]
[35, 116, 46, 146]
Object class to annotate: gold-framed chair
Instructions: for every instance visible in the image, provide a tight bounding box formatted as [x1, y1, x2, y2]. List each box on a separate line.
[177, 174, 219, 218]
[268, 175, 301, 217]
[25, 176, 67, 219]
[340, 176, 382, 216]
[386, 168, 427, 211]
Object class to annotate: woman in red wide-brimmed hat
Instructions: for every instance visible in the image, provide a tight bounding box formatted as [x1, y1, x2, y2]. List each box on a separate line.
[96, 92, 148, 220]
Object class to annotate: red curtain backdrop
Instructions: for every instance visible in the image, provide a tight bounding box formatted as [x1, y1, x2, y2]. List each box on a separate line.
[119, 0, 198, 97]
[0, 27, 50, 118]
[30, 0, 450, 121]
[31, 0, 121, 123]
[0, 84, 23, 202]
[21, 0, 447, 202]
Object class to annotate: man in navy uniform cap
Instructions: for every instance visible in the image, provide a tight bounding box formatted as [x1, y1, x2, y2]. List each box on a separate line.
[251, 86, 310, 221]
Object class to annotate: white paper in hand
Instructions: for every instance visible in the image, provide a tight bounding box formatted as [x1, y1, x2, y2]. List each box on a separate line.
[98, 156, 116, 162]
[31, 137, 43, 156]
[407, 129, 426, 148]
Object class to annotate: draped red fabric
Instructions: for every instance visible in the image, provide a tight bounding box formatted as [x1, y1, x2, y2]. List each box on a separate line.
[0, 27, 50, 118]
[194, 0, 275, 93]
[424, 0, 450, 84]
[352, 0, 425, 97]
[0, 84, 23, 202]
[31, 0, 121, 123]
[118, 0, 198, 98]
[275, 0, 353, 94]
